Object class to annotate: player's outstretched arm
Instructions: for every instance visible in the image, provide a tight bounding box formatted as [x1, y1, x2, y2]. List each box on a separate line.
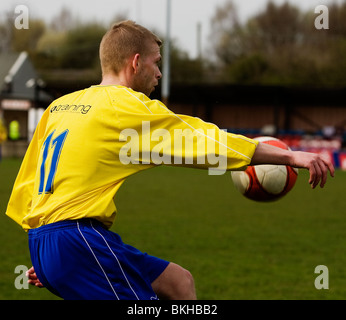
[251, 142, 335, 189]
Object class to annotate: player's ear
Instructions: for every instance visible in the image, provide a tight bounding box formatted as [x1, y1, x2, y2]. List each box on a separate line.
[132, 54, 140, 74]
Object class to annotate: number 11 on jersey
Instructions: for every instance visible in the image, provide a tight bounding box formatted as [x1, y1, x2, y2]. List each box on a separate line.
[39, 130, 69, 194]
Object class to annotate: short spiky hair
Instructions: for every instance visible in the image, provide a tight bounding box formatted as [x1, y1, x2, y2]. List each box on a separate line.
[99, 20, 162, 76]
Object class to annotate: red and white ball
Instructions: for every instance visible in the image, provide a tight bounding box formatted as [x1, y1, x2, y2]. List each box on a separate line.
[231, 136, 298, 202]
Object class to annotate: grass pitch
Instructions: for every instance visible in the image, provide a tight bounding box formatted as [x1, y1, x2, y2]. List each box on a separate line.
[0, 158, 345, 300]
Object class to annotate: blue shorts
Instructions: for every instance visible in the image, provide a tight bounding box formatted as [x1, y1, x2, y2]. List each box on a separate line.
[28, 219, 170, 300]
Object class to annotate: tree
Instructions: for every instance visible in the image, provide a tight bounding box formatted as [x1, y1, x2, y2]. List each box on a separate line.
[0, 10, 13, 53]
[209, 0, 241, 64]
[50, 7, 78, 32]
[250, 1, 303, 53]
[208, 0, 346, 87]
[11, 19, 46, 52]
[34, 30, 67, 69]
[169, 41, 205, 84]
[58, 23, 106, 69]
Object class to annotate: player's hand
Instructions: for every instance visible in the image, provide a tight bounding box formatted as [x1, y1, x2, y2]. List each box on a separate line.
[251, 142, 335, 189]
[291, 151, 335, 189]
[26, 266, 44, 288]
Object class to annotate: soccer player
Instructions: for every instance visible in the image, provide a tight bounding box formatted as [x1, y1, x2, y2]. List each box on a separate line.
[6, 21, 334, 300]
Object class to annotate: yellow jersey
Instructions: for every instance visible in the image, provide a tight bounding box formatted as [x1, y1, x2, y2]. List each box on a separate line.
[6, 85, 258, 230]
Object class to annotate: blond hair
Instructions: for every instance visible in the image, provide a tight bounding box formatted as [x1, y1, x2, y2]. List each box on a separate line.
[99, 20, 162, 76]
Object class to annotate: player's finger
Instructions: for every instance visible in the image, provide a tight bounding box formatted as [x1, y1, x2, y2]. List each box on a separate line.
[26, 270, 37, 280]
[319, 159, 329, 188]
[26, 266, 35, 276]
[308, 162, 316, 187]
[311, 161, 322, 189]
[325, 158, 335, 178]
[318, 155, 335, 188]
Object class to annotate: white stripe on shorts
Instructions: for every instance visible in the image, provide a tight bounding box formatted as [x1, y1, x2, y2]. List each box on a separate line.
[90, 220, 140, 300]
[77, 221, 120, 300]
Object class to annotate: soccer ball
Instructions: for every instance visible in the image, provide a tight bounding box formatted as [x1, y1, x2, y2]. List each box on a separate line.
[231, 136, 298, 202]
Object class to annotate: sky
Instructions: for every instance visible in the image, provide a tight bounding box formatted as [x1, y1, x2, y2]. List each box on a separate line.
[0, 0, 342, 58]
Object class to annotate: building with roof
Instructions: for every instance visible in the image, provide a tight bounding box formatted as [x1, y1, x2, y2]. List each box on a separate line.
[0, 51, 53, 157]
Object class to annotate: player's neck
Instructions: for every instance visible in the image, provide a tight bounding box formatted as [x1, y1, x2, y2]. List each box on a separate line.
[100, 76, 122, 86]
[100, 69, 133, 88]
